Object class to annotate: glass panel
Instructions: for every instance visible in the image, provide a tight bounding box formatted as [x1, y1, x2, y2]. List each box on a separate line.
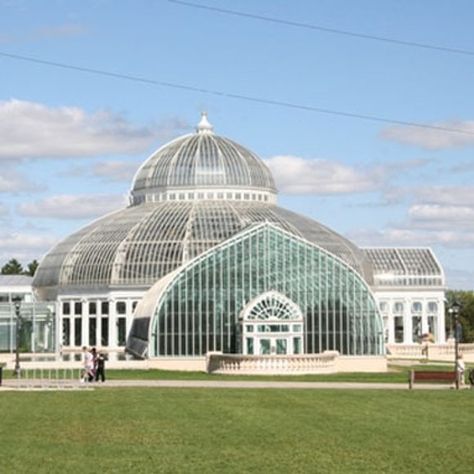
[62, 318, 70, 346]
[89, 302, 97, 315]
[117, 317, 126, 346]
[394, 302, 404, 314]
[394, 316, 404, 343]
[412, 316, 422, 342]
[62, 302, 70, 315]
[246, 337, 254, 355]
[293, 337, 301, 354]
[276, 339, 287, 355]
[89, 318, 97, 346]
[116, 301, 126, 315]
[101, 317, 109, 346]
[74, 318, 82, 346]
[259, 339, 270, 355]
[74, 302, 82, 315]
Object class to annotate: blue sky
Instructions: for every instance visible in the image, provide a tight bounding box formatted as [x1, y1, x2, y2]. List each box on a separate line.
[0, 0, 473, 288]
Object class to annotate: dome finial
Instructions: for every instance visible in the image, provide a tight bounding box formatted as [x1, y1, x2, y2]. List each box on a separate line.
[196, 112, 214, 134]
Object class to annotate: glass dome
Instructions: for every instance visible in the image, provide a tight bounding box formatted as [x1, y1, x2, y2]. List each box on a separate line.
[130, 113, 277, 205]
[33, 115, 373, 298]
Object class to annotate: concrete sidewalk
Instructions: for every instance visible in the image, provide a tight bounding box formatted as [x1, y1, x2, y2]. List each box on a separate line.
[2, 378, 468, 390]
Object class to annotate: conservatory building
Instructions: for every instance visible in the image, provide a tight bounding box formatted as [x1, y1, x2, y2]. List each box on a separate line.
[31, 114, 445, 372]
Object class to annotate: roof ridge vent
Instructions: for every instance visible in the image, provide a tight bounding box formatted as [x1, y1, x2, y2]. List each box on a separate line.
[196, 112, 214, 134]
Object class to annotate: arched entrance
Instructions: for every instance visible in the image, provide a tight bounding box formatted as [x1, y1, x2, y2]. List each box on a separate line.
[240, 291, 304, 355]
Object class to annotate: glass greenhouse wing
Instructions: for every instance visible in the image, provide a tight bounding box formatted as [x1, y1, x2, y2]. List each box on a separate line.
[127, 223, 384, 358]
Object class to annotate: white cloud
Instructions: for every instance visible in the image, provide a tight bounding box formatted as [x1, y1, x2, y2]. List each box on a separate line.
[0, 203, 8, 217]
[0, 99, 188, 160]
[0, 165, 42, 192]
[351, 226, 474, 249]
[264, 155, 429, 195]
[414, 186, 474, 206]
[351, 182, 474, 251]
[17, 194, 127, 220]
[380, 121, 474, 150]
[66, 160, 141, 182]
[264, 155, 383, 194]
[0, 231, 59, 264]
[409, 204, 474, 225]
[444, 268, 474, 291]
[92, 160, 141, 182]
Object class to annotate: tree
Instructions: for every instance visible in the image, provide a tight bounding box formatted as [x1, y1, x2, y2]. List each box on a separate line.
[446, 290, 474, 343]
[1, 258, 24, 275]
[24, 260, 39, 277]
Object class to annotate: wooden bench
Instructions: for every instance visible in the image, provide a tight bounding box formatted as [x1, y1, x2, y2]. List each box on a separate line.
[408, 370, 456, 389]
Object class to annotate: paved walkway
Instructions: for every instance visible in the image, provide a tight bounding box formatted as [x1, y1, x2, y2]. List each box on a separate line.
[2, 379, 468, 390]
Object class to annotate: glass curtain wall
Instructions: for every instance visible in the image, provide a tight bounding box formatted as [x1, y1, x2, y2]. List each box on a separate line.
[147, 224, 384, 357]
[0, 303, 56, 353]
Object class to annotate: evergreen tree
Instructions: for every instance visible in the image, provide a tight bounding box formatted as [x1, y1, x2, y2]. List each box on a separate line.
[24, 260, 39, 277]
[1, 258, 24, 275]
[446, 290, 474, 343]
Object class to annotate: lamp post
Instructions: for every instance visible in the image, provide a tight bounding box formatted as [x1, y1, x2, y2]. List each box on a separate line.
[448, 307, 454, 340]
[12, 296, 22, 377]
[451, 303, 461, 390]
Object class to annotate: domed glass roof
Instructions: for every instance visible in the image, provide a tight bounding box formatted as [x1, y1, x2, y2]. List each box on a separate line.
[33, 201, 373, 298]
[130, 113, 277, 205]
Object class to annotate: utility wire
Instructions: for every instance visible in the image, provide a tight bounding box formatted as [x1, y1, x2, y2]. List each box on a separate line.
[0, 50, 472, 136]
[168, 0, 474, 57]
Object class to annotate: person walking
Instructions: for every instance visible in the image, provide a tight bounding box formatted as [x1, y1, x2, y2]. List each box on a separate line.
[457, 354, 465, 387]
[95, 352, 106, 382]
[81, 346, 94, 383]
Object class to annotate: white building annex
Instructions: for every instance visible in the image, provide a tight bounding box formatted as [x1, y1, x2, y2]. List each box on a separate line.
[27, 114, 445, 372]
[0, 275, 56, 353]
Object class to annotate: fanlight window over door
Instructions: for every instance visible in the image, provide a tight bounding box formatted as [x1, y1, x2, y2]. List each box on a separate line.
[241, 291, 304, 356]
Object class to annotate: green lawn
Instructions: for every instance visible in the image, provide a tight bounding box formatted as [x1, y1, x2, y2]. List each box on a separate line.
[105, 362, 464, 383]
[0, 389, 473, 473]
[3, 362, 469, 384]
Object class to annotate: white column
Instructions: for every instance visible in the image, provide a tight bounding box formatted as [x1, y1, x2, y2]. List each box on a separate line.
[387, 315, 395, 344]
[438, 299, 446, 343]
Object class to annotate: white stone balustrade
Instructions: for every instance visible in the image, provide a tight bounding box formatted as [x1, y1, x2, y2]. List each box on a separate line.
[206, 351, 339, 375]
[386, 343, 474, 360]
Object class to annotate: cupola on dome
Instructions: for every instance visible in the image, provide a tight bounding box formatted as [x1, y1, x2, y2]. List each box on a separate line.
[130, 113, 277, 204]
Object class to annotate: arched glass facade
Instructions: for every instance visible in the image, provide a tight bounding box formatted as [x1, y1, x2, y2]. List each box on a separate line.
[128, 223, 384, 358]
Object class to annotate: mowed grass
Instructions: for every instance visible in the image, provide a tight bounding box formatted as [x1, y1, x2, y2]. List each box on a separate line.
[104, 362, 470, 383]
[1, 389, 473, 473]
[3, 361, 469, 383]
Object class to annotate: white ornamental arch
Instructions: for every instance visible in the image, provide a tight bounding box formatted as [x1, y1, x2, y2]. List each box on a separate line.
[241, 291, 303, 322]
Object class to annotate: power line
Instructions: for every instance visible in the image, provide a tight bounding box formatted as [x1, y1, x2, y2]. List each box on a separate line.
[0, 49, 472, 136]
[168, 0, 474, 57]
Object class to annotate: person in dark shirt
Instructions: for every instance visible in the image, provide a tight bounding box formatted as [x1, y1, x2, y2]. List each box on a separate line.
[95, 352, 106, 382]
